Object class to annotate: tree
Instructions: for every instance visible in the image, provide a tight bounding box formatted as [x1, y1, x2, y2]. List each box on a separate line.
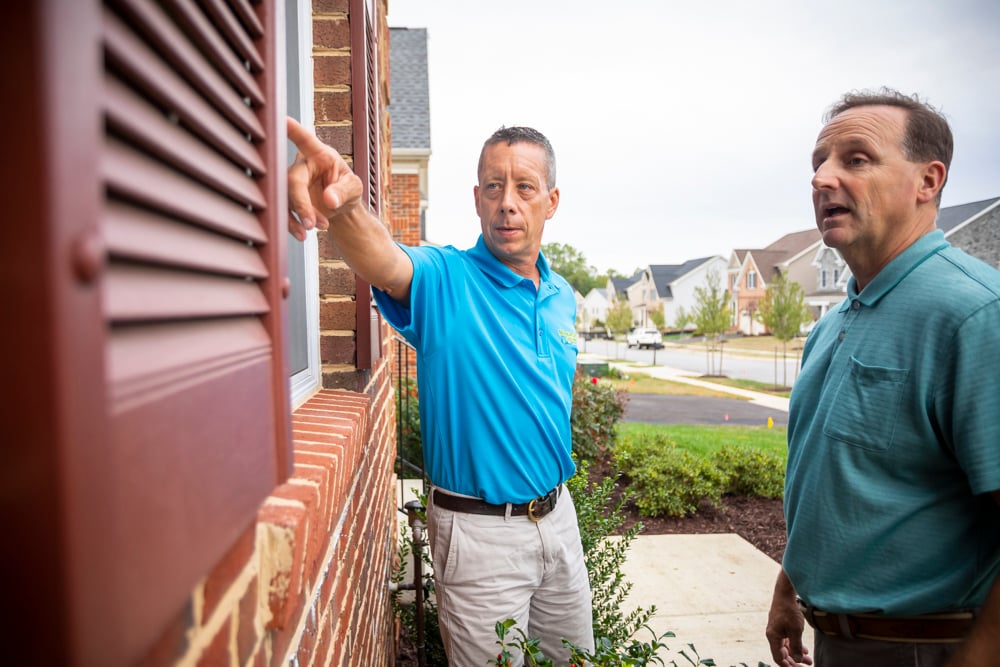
[648, 303, 665, 330]
[605, 296, 633, 337]
[757, 272, 812, 387]
[542, 242, 603, 295]
[691, 270, 731, 376]
[674, 306, 693, 332]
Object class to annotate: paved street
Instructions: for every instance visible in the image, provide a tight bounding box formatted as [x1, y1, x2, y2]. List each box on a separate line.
[624, 393, 788, 426]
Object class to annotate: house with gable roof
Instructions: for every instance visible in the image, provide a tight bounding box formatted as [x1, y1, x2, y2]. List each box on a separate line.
[729, 230, 822, 334]
[730, 196, 1000, 336]
[626, 257, 728, 329]
[388, 27, 431, 248]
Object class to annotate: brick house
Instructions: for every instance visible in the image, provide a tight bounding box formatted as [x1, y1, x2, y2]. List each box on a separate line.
[3, 1, 406, 664]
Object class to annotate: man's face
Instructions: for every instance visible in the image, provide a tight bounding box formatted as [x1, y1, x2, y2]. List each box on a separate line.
[810, 105, 928, 266]
[474, 141, 559, 278]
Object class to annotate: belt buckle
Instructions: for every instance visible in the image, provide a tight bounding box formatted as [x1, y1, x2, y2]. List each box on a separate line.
[527, 498, 542, 522]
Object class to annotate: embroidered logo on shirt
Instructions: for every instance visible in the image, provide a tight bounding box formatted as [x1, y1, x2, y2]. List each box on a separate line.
[558, 328, 578, 344]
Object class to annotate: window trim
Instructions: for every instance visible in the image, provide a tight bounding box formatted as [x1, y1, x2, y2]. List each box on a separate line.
[287, 0, 321, 407]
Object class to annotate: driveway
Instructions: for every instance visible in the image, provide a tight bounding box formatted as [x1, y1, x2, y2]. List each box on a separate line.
[623, 394, 789, 427]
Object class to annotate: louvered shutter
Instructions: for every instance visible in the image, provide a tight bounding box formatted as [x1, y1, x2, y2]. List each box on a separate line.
[352, 0, 382, 369]
[1, 1, 291, 663]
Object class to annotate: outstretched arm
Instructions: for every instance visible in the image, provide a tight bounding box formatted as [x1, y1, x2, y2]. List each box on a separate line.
[766, 568, 813, 666]
[286, 117, 413, 302]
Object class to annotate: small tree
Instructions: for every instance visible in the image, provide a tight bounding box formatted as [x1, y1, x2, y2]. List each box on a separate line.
[757, 272, 812, 386]
[673, 305, 693, 332]
[647, 303, 665, 330]
[691, 270, 731, 375]
[605, 296, 633, 337]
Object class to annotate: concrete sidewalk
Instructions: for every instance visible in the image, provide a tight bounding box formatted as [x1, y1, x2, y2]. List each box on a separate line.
[587, 356, 801, 666]
[620, 534, 810, 667]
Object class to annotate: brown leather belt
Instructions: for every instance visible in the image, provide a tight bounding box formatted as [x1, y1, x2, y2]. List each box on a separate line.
[432, 486, 560, 522]
[799, 599, 977, 644]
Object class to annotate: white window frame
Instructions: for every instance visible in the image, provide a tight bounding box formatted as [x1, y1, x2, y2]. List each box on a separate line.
[287, 0, 321, 407]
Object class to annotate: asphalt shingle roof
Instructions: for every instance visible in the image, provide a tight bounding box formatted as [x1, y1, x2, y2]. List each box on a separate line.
[388, 28, 430, 150]
[936, 197, 1000, 234]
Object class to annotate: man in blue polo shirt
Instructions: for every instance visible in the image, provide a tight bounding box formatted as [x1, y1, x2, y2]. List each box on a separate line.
[765, 88, 1000, 667]
[287, 119, 593, 665]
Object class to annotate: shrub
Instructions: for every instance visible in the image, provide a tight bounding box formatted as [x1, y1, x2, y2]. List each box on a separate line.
[395, 376, 423, 477]
[569, 458, 655, 646]
[614, 433, 727, 518]
[571, 372, 628, 462]
[714, 445, 785, 498]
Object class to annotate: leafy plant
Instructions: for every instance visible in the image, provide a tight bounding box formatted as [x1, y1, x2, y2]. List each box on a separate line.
[615, 433, 728, 517]
[715, 445, 785, 498]
[571, 373, 628, 461]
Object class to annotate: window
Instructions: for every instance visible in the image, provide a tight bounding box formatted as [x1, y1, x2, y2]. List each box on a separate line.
[286, 0, 321, 405]
[747, 270, 757, 289]
[821, 270, 828, 288]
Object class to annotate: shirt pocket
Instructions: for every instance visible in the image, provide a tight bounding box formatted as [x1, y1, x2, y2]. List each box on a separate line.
[823, 356, 909, 452]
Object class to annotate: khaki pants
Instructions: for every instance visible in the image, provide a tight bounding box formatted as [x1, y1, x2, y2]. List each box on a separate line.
[427, 485, 595, 667]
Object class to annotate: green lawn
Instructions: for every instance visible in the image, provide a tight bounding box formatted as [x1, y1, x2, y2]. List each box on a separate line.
[616, 422, 789, 458]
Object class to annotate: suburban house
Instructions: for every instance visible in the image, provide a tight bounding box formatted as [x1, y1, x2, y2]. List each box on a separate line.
[579, 285, 612, 333]
[387, 27, 431, 249]
[938, 196, 1000, 268]
[728, 230, 822, 334]
[626, 257, 728, 329]
[728, 196, 1000, 335]
[5, 1, 408, 665]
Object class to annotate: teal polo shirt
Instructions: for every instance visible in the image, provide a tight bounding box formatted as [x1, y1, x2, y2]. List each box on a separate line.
[784, 230, 1000, 615]
[373, 236, 579, 504]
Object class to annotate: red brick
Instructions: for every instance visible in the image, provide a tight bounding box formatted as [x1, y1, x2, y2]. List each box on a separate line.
[314, 54, 351, 89]
[237, 576, 260, 664]
[321, 332, 356, 365]
[202, 520, 256, 620]
[195, 617, 231, 667]
[312, 18, 350, 49]
[315, 90, 352, 123]
[320, 298, 356, 330]
[313, 0, 349, 13]
[318, 262, 356, 295]
[316, 124, 353, 156]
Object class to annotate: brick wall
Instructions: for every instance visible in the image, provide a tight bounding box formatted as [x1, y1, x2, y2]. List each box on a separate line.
[390, 172, 423, 247]
[142, 385, 399, 666]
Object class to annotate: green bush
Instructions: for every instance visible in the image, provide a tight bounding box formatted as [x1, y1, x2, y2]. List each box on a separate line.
[615, 433, 727, 517]
[614, 429, 787, 519]
[568, 458, 655, 646]
[571, 373, 628, 462]
[714, 445, 785, 498]
[395, 376, 423, 477]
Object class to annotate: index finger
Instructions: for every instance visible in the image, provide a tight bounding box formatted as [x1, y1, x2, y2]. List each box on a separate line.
[286, 117, 328, 157]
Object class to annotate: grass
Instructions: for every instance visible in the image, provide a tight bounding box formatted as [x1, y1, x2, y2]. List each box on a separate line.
[602, 372, 735, 398]
[617, 422, 788, 458]
[692, 375, 793, 398]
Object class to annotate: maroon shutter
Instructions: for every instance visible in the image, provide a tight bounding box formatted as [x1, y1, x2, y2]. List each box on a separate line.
[352, 0, 383, 369]
[2, 1, 291, 663]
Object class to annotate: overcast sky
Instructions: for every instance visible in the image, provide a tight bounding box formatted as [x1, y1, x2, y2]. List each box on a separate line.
[385, 0, 1000, 275]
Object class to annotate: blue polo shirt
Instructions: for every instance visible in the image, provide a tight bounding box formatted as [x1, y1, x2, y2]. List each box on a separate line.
[784, 230, 1000, 615]
[373, 236, 579, 504]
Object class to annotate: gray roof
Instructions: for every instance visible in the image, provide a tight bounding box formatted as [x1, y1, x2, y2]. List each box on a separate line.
[648, 257, 715, 298]
[936, 197, 1000, 234]
[388, 28, 430, 150]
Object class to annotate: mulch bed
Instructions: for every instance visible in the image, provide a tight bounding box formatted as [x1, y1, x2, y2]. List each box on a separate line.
[591, 456, 787, 563]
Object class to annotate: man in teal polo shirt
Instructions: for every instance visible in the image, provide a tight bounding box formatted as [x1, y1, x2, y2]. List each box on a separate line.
[287, 119, 593, 665]
[766, 88, 1000, 666]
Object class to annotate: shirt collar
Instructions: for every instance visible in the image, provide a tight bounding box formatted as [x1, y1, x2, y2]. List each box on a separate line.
[468, 235, 556, 291]
[842, 229, 949, 311]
